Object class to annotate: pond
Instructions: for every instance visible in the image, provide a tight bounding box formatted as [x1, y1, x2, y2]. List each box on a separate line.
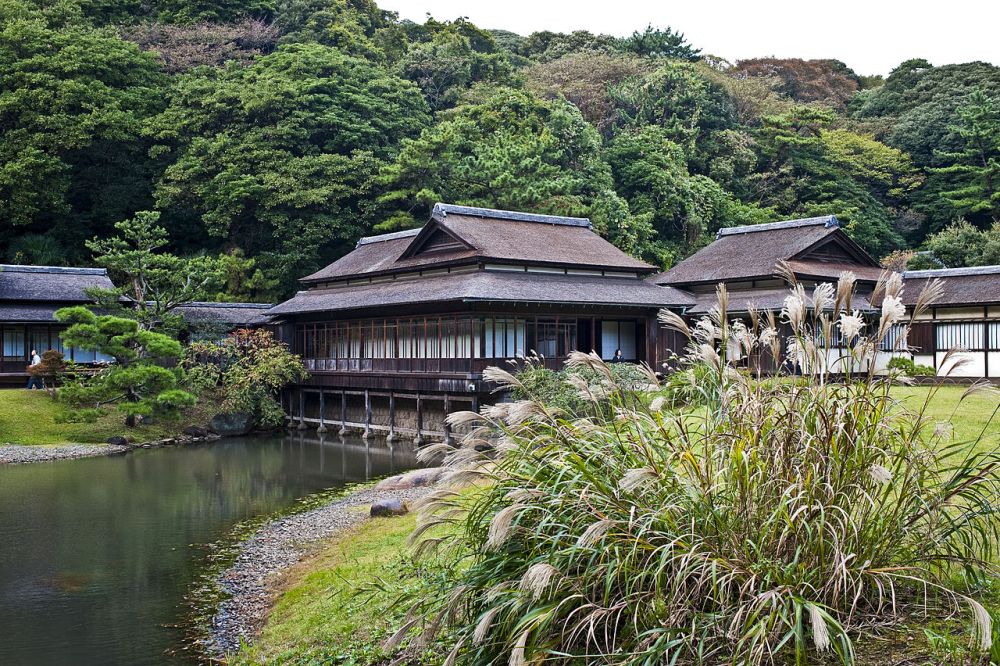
[0, 434, 418, 666]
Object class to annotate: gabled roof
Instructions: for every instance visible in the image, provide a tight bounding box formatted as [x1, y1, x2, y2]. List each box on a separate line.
[0, 265, 115, 303]
[301, 203, 653, 284]
[269, 271, 693, 317]
[653, 216, 882, 287]
[902, 265, 1000, 307]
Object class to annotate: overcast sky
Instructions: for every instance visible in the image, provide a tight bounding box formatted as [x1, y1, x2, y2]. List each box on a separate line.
[379, 0, 999, 75]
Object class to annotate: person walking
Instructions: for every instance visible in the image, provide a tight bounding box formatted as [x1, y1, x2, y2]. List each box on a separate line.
[26, 349, 42, 390]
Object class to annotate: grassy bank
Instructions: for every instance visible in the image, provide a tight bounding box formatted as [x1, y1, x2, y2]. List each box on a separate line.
[0, 388, 225, 445]
[232, 512, 424, 666]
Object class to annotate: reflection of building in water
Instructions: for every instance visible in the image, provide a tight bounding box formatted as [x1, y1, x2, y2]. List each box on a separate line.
[287, 432, 420, 480]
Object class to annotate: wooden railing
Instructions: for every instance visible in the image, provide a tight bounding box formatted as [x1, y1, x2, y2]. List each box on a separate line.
[302, 356, 568, 375]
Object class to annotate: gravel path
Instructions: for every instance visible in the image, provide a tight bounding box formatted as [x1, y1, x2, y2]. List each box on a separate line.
[207, 483, 436, 657]
[0, 443, 128, 464]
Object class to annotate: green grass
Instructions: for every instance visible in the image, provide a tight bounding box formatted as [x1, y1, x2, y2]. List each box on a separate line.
[892, 385, 1000, 449]
[233, 511, 426, 665]
[0, 388, 224, 445]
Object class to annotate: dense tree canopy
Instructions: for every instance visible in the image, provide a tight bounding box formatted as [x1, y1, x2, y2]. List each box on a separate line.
[0, 0, 165, 260]
[150, 42, 430, 286]
[3, 0, 1000, 295]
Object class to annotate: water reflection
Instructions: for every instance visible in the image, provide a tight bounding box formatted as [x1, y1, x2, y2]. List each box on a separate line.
[0, 434, 416, 666]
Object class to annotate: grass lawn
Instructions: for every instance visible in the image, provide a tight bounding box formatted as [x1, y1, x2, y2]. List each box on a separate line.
[0, 388, 224, 445]
[892, 384, 1000, 450]
[233, 511, 427, 666]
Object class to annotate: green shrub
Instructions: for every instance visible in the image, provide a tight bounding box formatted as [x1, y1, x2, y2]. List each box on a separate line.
[406, 274, 1000, 665]
[887, 356, 936, 377]
[54, 407, 105, 424]
[184, 328, 307, 427]
[511, 357, 654, 418]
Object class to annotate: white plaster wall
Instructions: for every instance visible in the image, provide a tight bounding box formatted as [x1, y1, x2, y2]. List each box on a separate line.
[989, 352, 1000, 378]
[936, 351, 987, 378]
[934, 307, 987, 320]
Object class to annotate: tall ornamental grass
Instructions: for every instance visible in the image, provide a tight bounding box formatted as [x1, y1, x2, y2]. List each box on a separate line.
[403, 269, 1000, 665]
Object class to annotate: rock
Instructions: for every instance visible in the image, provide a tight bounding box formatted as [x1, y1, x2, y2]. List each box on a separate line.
[374, 467, 444, 491]
[106, 436, 129, 447]
[183, 426, 209, 438]
[208, 413, 253, 437]
[370, 498, 408, 518]
[140, 415, 154, 425]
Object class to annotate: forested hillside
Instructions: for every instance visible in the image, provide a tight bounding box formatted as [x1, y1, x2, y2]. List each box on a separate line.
[3, 0, 999, 300]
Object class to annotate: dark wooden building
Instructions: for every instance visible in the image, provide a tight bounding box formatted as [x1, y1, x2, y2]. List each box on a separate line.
[0, 265, 117, 382]
[652, 217, 1000, 379]
[650, 216, 891, 373]
[267, 203, 694, 440]
[0, 263, 272, 385]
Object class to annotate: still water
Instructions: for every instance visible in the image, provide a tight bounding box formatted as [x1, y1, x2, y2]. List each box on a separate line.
[0, 434, 418, 666]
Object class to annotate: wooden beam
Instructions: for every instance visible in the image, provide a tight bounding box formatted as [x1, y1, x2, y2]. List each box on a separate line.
[317, 389, 328, 434]
[362, 389, 373, 440]
[386, 392, 397, 443]
[338, 390, 348, 436]
[413, 394, 424, 445]
[443, 393, 453, 445]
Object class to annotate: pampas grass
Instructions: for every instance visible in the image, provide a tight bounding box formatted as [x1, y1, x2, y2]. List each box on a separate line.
[399, 272, 1000, 665]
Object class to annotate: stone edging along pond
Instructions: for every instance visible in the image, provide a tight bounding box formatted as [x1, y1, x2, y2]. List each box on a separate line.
[0, 429, 224, 465]
[194, 467, 444, 660]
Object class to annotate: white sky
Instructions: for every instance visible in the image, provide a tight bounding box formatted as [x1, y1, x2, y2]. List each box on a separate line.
[379, 0, 1000, 76]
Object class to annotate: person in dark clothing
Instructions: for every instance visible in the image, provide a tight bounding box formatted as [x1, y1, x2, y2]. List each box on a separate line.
[611, 349, 624, 363]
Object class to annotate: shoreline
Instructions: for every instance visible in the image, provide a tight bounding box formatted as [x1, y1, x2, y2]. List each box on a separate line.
[0, 433, 226, 465]
[203, 477, 436, 659]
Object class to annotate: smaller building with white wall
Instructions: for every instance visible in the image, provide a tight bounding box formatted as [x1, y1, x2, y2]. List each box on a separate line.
[902, 266, 1000, 379]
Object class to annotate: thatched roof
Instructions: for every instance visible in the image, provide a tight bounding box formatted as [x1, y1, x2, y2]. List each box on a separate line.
[902, 266, 1000, 307]
[0, 265, 114, 302]
[302, 203, 654, 284]
[269, 270, 693, 317]
[653, 216, 883, 286]
[174, 302, 272, 326]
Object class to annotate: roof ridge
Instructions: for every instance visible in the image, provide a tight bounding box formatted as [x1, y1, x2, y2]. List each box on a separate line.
[433, 203, 591, 228]
[904, 265, 1000, 278]
[356, 228, 422, 247]
[717, 216, 839, 239]
[0, 264, 108, 275]
[179, 301, 274, 308]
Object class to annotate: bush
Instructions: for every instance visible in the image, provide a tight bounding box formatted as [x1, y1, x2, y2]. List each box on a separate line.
[511, 357, 654, 417]
[406, 274, 1000, 665]
[888, 356, 937, 377]
[184, 329, 307, 428]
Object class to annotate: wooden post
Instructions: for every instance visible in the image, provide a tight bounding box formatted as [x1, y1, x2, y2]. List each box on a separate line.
[471, 393, 479, 415]
[386, 392, 397, 443]
[413, 394, 424, 445]
[297, 389, 307, 430]
[316, 390, 328, 433]
[443, 394, 453, 445]
[362, 389, 372, 440]
[338, 390, 348, 436]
